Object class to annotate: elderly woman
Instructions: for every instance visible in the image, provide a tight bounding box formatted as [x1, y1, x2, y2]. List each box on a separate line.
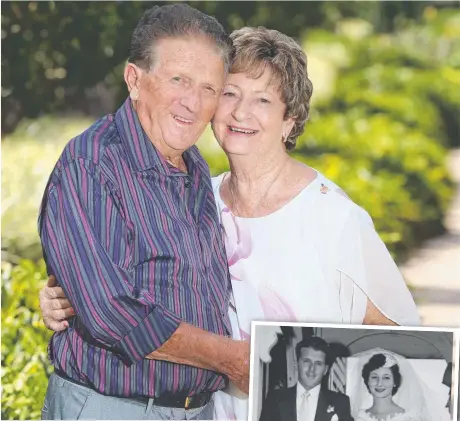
[40, 26, 419, 420]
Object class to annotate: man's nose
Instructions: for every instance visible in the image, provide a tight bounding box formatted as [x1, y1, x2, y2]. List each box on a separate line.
[180, 86, 201, 114]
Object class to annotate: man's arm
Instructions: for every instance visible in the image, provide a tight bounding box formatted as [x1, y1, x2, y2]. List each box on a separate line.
[147, 323, 250, 393]
[258, 389, 279, 421]
[337, 393, 354, 421]
[40, 158, 182, 364]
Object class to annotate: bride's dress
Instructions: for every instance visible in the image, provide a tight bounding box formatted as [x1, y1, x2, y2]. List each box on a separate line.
[356, 409, 423, 421]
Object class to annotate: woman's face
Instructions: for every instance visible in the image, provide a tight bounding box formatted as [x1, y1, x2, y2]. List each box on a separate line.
[212, 69, 295, 157]
[368, 367, 395, 399]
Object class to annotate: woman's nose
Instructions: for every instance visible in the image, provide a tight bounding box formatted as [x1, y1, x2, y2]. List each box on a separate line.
[231, 99, 251, 121]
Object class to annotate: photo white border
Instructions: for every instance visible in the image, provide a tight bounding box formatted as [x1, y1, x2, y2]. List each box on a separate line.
[248, 321, 460, 421]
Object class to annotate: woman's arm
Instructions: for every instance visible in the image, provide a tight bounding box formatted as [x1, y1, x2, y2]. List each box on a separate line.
[363, 299, 397, 325]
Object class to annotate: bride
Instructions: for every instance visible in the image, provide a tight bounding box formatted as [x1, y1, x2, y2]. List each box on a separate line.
[349, 349, 443, 421]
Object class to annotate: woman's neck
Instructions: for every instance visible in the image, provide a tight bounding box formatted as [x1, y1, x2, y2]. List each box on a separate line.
[228, 151, 289, 189]
[370, 396, 397, 415]
[223, 151, 291, 217]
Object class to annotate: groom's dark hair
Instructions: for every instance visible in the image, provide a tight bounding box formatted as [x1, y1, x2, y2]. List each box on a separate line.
[295, 336, 329, 364]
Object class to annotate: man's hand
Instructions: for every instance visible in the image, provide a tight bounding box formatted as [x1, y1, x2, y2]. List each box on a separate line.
[39, 275, 75, 331]
[225, 340, 250, 394]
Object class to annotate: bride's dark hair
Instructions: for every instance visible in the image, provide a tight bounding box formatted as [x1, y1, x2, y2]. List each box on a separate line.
[362, 353, 402, 396]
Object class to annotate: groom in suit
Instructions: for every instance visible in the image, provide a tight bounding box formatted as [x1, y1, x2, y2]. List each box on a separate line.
[259, 336, 353, 421]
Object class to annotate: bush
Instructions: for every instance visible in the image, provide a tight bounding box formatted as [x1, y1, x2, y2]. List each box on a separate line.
[1, 259, 52, 420]
[295, 112, 453, 257]
[1, 116, 93, 262]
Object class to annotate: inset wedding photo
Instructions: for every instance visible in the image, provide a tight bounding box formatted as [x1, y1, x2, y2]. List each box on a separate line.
[249, 323, 459, 421]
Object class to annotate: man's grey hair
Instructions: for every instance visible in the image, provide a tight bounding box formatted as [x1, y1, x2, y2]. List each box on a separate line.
[128, 4, 234, 73]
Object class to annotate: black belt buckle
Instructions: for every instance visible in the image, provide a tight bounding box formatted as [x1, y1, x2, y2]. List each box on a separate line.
[183, 391, 211, 409]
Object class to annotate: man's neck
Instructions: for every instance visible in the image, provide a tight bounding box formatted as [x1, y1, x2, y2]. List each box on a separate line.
[297, 382, 321, 394]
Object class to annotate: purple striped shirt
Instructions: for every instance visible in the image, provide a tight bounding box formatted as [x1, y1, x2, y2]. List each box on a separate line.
[38, 98, 232, 398]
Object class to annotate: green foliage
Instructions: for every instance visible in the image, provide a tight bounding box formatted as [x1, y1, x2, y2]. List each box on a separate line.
[1, 259, 52, 420]
[1, 1, 448, 133]
[1, 116, 93, 262]
[295, 112, 453, 256]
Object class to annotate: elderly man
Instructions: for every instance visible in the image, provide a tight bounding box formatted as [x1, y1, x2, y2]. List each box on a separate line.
[259, 337, 354, 421]
[38, 4, 248, 420]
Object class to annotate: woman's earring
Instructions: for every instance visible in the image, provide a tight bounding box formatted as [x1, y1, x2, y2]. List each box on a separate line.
[130, 88, 139, 101]
[282, 133, 287, 143]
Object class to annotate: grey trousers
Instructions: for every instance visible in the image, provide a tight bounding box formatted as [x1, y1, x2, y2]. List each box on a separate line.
[41, 372, 214, 420]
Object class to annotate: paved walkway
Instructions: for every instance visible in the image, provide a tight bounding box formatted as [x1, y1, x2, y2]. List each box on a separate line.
[400, 149, 460, 327]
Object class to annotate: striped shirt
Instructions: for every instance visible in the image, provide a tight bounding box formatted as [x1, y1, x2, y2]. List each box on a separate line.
[38, 98, 232, 398]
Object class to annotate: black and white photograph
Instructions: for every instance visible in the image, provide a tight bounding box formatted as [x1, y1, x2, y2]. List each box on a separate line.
[250, 323, 459, 421]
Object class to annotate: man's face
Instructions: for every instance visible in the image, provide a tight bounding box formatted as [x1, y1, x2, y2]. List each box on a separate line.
[134, 36, 226, 155]
[297, 347, 328, 391]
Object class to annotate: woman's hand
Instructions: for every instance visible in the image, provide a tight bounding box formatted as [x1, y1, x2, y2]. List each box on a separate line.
[39, 275, 75, 331]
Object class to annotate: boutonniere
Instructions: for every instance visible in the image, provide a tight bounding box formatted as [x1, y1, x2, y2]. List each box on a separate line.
[327, 406, 338, 421]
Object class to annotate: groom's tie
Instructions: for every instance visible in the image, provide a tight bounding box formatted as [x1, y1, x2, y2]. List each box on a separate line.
[298, 391, 312, 421]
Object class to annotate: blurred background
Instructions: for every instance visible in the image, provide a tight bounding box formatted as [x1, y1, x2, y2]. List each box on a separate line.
[1, 1, 460, 419]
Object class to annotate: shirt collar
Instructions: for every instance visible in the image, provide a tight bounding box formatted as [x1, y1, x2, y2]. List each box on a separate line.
[114, 97, 203, 177]
[297, 382, 321, 399]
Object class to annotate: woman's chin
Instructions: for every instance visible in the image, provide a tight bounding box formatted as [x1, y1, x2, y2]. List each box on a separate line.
[220, 144, 254, 157]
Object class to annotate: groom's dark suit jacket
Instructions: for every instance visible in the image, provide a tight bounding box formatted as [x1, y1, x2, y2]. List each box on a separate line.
[259, 384, 354, 421]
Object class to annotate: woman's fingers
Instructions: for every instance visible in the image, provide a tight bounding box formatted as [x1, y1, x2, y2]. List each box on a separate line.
[39, 283, 75, 332]
[43, 285, 67, 299]
[47, 275, 57, 287]
[49, 306, 75, 320]
[45, 318, 70, 332]
[50, 297, 73, 310]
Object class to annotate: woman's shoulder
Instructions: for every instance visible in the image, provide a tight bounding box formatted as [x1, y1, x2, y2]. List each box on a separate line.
[308, 170, 374, 228]
[401, 410, 424, 421]
[356, 409, 419, 421]
[211, 172, 227, 202]
[355, 409, 374, 421]
[211, 172, 226, 189]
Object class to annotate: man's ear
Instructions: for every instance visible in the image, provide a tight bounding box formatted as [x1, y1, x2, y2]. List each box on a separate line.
[124, 63, 142, 97]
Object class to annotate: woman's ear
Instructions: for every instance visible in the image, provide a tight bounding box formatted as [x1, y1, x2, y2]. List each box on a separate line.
[282, 117, 296, 142]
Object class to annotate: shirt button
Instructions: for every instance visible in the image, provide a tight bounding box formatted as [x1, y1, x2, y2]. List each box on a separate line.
[185, 181, 191, 188]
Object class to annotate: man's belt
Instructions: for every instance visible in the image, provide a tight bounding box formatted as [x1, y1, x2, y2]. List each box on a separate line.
[136, 391, 213, 409]
[55, 369, 213, 410]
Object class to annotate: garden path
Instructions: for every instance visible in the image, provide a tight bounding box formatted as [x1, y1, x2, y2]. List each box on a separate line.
[400, 149, 460, 327]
